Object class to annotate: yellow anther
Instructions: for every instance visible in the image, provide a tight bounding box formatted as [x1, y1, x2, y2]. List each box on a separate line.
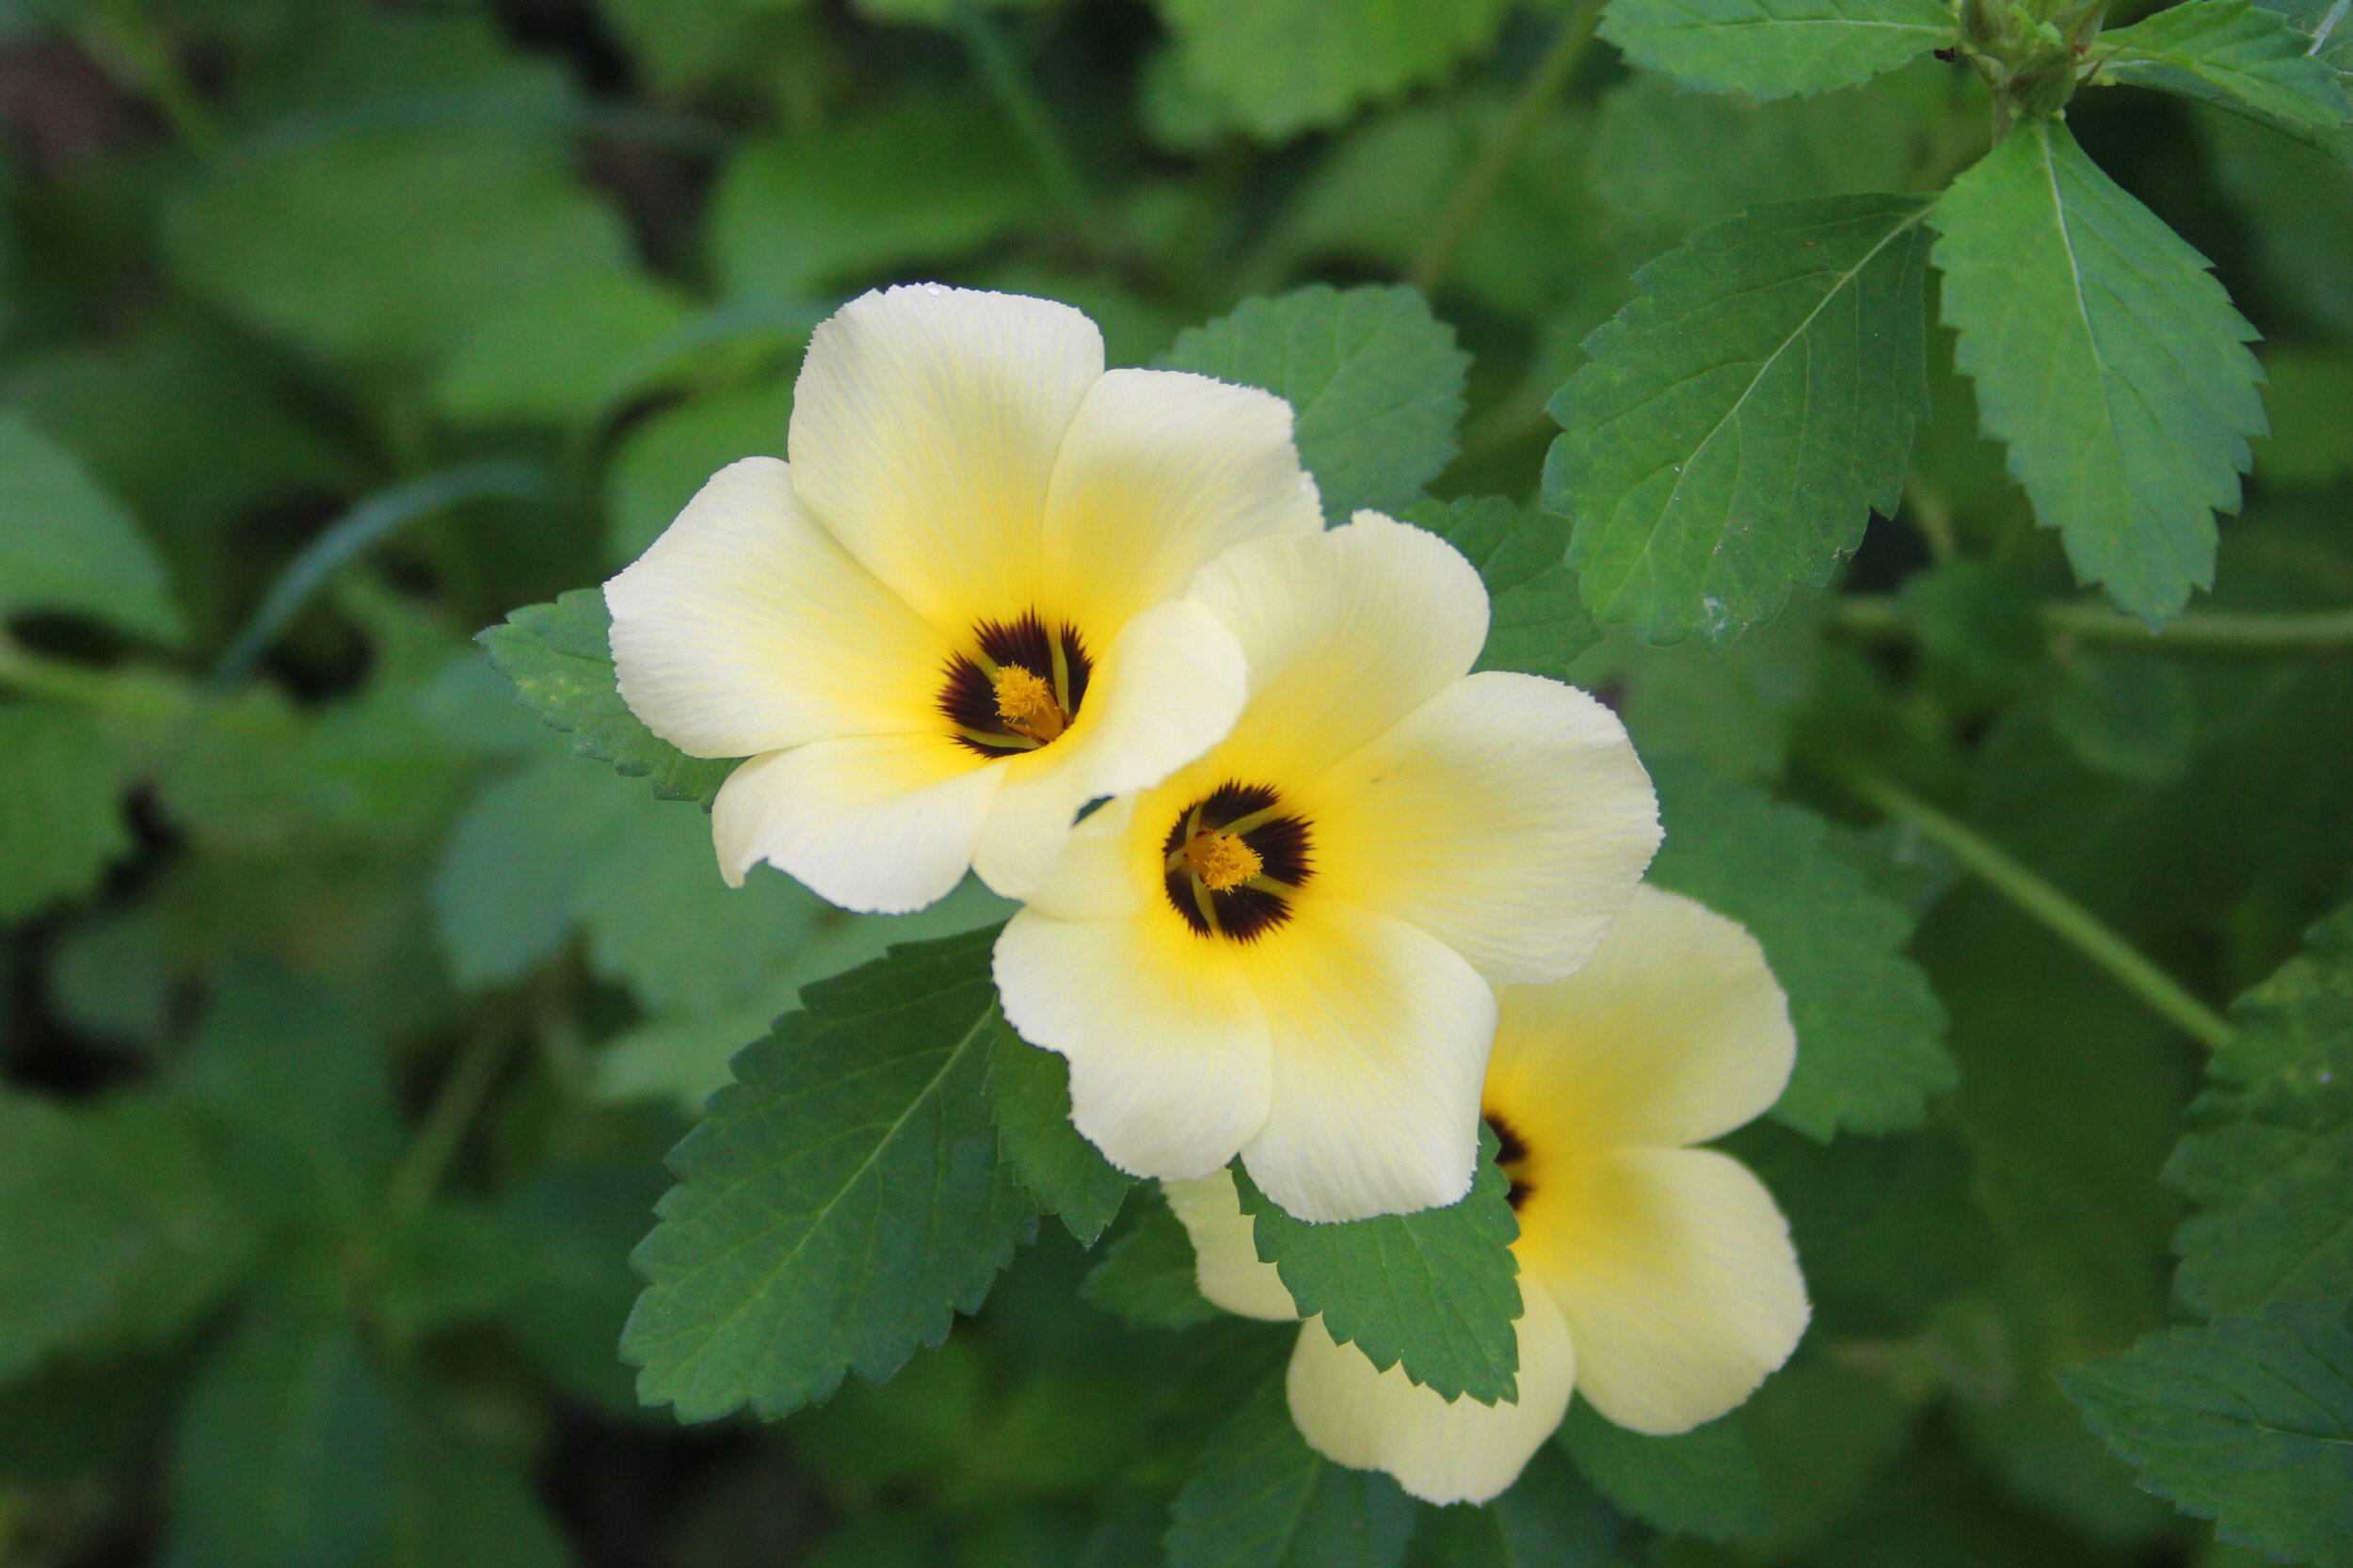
[1183, 831, 1262, 892]
[993, 665, 1067, 743]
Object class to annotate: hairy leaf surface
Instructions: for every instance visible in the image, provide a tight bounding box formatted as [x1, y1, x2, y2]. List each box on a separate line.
[1545, 196, 1932, 646]
[2063, 1300, 2353, 1565]
[1232, 1125, 1521, 1405]
[1931, 120, 2265, 625]
[621, 928, 1035, 1421]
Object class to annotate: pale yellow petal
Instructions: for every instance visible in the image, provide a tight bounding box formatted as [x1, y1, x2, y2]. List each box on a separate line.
[1186, 513, 1487, 788]
[1485, 886, 1794, 1155]
[605, 456, 949, 757]
[1040, 368, 1321, 630]
[711, 733, 1001, 912]
[1162, 1170, 1296, 1322]
[1286, 1287, 1576, 1507]
[789, 285, 1101, 632]
[970, 598, 1248, 903]
[1239, 903, 1497, 1223]
[992, 905, 1271, 1181]
[1304, 671, 1658, 987]
[1525, 1147, 1806, 1436]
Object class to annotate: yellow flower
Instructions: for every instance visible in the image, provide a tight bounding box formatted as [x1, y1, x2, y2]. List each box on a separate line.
[1169, 886, 1811, 1505]
[604, 285, 1321, 912]
[995, 515, 1659, 1223]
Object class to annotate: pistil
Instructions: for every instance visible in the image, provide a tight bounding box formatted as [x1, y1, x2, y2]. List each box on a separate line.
[993, 665, 1068, 743]
[1182, 831, 1263, 891]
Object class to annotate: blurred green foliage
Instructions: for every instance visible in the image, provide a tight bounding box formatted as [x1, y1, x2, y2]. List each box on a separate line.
[1, 0, 2350, 1565]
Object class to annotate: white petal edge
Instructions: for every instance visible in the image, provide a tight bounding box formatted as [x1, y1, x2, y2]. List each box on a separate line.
[1531, 1146, 1807, 1436]
[1286, 1286, 1576, 1507]
[993, 905, 1272, 1181]
[711, 734, 1002, 913]
[970, 599, 1248, 903]
[788, 285, 1103, 632]
[1039, 367, 1322, 632]
[605, 456, 950, 758]
[1162, 1170, 1296, 1322]
[1487, 886, 1795, 1152]
[1305, 670, 1659, 988]
[1239, 904, 1497, 1223]
[1185, 514, 1490, 789]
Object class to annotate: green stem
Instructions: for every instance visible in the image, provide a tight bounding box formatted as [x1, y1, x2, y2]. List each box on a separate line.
[0, 637, 190, 725]
[1841, 768, 2237, 1052]
[1408, 3, 1602, 296]
[1831, 595, 2353, 654]
[83, 0, 228, 160]
[386, 1022, 516, 1220]
[950, 1, 1115, 254]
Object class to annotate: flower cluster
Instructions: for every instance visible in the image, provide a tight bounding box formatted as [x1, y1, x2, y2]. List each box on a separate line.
[607, 286, 1806, 1505]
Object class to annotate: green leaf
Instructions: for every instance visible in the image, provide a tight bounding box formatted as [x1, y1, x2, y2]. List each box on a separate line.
[164, 1292, 396, 1568]
[2095, 0, 2353, 158]
[1596, 0, 1958, 101]
[1645, 763, 1955, 1138]
[1408, 1445, 1632, 1567]
[712, 99, 1046, 300]
[1159, 285, 1468, 522]
[1556, 1399, 1769, 1544]
[165, 125, 636, 368]
[0, 412, 183, 643]
[2253, 348, 2353, 484]
[2062, 1299, 2353, 1567]
[1402, 497, 1600, 680]
[621, 927, 1036, 1421]
[1157, 0, 1513, 139]
[1544, 196, 1929, 645]
[604, 378, 792, 565]
[433, 270, 691, 428]
[588, 876, 1018, 1112]
[1545, 195, 1933, 647]
[1930, 119, 2265, 626]
[1081, 1191, 1222, 1330]
[2167, 900, 2353, 1318]
[1232, 1124, 1522, 1405]
[985, 1014, 1132, 1246]
[1165, 1373, 1418, 1568]
[0, 705, 136, 921]
[478, 587, 740, 806]
[0, 1089, 258, 1382]
[488, 1162, 673, 1414]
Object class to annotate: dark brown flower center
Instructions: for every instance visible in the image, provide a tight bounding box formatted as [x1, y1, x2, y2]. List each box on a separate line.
[939, 612, 1091, 757]
[1485, 1112, 1533, 1211]
[1161, 782, 1313, 941]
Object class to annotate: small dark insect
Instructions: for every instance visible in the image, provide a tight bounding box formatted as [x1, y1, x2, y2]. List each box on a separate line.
[1934, 45, 1960, 60]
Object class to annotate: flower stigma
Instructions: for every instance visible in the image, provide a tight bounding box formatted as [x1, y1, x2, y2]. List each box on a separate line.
[992, 665, 1067, 744]
[1161, 782, 1313, 941]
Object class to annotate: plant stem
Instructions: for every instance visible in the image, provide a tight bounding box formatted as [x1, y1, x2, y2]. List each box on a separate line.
[950, 0, 1115, 256]
[1840, 768, 2237, 1052]
[387, 1021, 517, 1220]
[1831, 595, 2353, 654]
[1409, 2, 1602, 296]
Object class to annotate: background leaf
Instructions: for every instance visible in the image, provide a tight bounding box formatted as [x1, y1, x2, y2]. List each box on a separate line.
[1596, 0, 1957, 101]
[1158, 284, 1468, 522]
[2062, 1299, 2353, 1567]
[1156, 0, 1513, 138]
[621, 928, 1036, 1421]
[1556, 1400, 1769, 1544]
[2095, 0, 2353, 159]
[0, 412, 183, 644]
[1930, 120, 2265, 625]
[478, 588, 741, 806]
[1645, 762, 1955, 1138]
[1082, 1192, 1223, 1331]
[1164, 1373, 1418, 1568]
[1231, 1125, 1521, 1405]
[1545, 195, 1933, 647]
[985, 1015, 1132, 1247]
[1403, 496, 1600, 680]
